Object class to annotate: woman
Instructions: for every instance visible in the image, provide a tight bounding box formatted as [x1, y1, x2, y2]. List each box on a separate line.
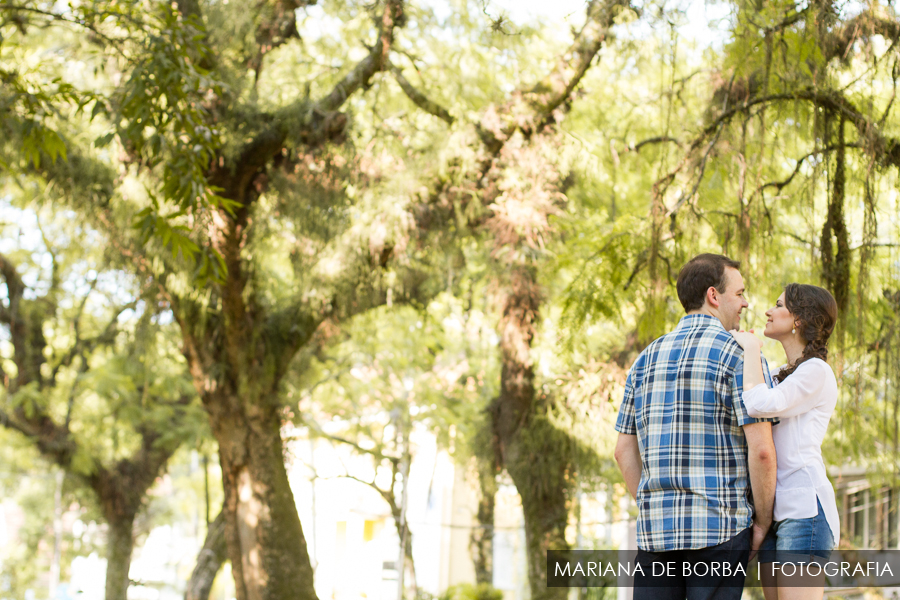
[731, 283, 840, 600]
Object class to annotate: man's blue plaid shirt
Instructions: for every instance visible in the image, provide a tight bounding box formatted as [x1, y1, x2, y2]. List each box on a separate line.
[615, 313, 775, 552]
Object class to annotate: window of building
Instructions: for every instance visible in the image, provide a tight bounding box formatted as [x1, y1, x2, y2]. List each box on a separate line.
[841, 486, 900, 549]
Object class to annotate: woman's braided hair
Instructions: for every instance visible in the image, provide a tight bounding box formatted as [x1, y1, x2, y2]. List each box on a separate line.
[773, 283, 838, 384]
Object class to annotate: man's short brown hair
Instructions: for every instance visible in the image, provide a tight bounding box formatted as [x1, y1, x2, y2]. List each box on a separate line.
[676, 254, 741, 312]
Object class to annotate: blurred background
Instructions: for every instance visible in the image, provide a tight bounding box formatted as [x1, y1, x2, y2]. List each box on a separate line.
[1, 0, 899, 599]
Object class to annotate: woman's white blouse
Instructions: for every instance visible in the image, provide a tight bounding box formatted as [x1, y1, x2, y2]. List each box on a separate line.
[742, 357, 840, 546]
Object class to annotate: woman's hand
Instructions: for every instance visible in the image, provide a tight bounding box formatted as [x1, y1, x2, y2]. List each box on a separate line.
[731, 329, 763, 351]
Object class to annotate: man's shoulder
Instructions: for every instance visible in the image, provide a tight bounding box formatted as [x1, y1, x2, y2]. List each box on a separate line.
[644, 323, 744, 366]
[633, 330, 678, 362]
[632, 321, 744, 367]
[702, 326, 744, 356]
[698, 328, 744, 372]
[651, 321, 742, 348]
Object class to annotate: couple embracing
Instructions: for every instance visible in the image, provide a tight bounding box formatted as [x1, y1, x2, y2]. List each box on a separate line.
[614, 253, 840, 600]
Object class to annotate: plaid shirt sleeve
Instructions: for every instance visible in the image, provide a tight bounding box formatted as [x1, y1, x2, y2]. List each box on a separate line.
[730, 352, 778, 426]
[615, 359, 639, 435]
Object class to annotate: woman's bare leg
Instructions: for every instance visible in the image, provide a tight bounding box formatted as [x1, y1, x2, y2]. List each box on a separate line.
[759, 562, 778, 600]
[776, 571, 825, 600]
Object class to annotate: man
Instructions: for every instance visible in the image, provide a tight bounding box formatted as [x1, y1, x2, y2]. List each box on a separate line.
[614, 253, 777, 600]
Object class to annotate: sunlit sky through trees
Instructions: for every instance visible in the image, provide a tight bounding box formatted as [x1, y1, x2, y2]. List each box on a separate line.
[302, 0, 734, 47]
[440, 0, 733, 46]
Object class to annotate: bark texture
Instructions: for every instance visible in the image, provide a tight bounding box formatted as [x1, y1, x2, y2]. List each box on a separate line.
[105, 515, 137, 600]
[470, 447, 498, 586]
[13, 3, 629, 598]
[487, 267, 571, 600]
[821, 113, 850, 325]
[185, 510, 228, 600]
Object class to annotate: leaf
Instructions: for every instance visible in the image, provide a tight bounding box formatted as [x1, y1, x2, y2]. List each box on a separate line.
[94, 132, 116, 148]
[93, 98, 108, 118]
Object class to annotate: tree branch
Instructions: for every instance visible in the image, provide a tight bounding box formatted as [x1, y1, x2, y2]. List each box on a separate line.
[654, 84, 900, 225]
[50, 300, 138, 384]
[0, 252, 25, 313]
[761, 6, 809, 36]
[389, 62, 454, 124]
[627, 136, 681, 152]
[305, 419, 400, 465]
[34, 214, 61, 298]
[247, 0, 316, 84]
[666, 123, 725, 218]
[823, 10, 900, 63]
[0, 252, 38, 390]
[184, 509, 228, 600]
[702, 88, 900, 166]
[413, 0, 635, 234]
[0, 400, 81, 470]
[217, 1, 406, 205]
[336, 472, 398, 514]
[622, 249, 648, 291]
[752, 143, 860, 197]
[523, 0, 634, 124]
[313, 0, 405, 115]
[72, 276, 100, 344]
[475, 0, 635, 151]
[0, 4, 129, 53]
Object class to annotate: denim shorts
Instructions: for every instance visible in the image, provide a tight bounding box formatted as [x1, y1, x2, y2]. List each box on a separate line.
[758, 497, 834, 564]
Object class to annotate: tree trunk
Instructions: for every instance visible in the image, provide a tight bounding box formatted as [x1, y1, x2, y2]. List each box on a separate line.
[470, 453, 497, 586]
[396, 526, 417, 599]
[186, 510, 229, 600]
[173, 195, 320, 600]
[489, 266, 570, 600]
[49, 468, 64, 598]
[404, 532, 417, 596]
[642, 190, 668, 347]
[386, 465, 418, 597]
[821, 112, 850, 332]
[104, 511, 137, 600]
[207, 389, 317, 600]
[504, 433, 571, 600]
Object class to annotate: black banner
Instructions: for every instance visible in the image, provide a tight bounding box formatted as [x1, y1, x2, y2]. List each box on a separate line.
[547, 550, 900, 588]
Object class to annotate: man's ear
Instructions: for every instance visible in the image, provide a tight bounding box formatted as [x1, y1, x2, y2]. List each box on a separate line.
[706, 286, 720, 308]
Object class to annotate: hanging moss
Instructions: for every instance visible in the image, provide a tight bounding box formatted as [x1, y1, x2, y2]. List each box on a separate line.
[820, 113, 851, 334]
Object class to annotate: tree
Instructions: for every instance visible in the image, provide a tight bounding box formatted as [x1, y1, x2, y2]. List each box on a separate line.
[14, 0, 900, 597]
[394, 2, 637, 595]
[1, 2, 416, 597]
[556, 0, 900, 535]
[0, 203, 203, 600]
[1, 1, 641, 598]
[184, 510, 228, 600]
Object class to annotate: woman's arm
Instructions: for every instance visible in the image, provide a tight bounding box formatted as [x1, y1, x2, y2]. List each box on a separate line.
[742, 360, 833, 418]
[731, 330, 766, 390]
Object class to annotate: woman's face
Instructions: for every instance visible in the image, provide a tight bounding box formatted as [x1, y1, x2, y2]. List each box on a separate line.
[764, 292, 796, 340]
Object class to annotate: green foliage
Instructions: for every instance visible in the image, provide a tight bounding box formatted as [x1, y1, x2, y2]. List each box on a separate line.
[1, 67, 86, 168]
[6, 1, 900, 592]
[551, 0, 900, 496]
[0, 199, 206, 591]
[113, 4, 234, 276]
[555, 214, 649, 354]
[417, 582, 504, 600]
[115, 5, 224, 211]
